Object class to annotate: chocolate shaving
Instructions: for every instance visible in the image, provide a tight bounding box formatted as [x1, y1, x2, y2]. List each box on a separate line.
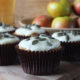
[58, 32, 66, 36]
[47, 42, 52, 46]
[41, 34, 48, 37]
[0, 22, 2, 26]
[32, 40, 38, 45]
[36, 25, 40, 28]
[39, 38, 46, 41]
[66, 35, 70, 42]
[26, 38, 30, 41]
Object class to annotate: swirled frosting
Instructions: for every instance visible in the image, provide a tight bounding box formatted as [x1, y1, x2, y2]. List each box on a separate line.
[18, 34, 60, 51]
[52, 30, 80, 42]
[0, 22, 15, 33]
[0, 33, 19, 45]
[14, 24, 46, 36]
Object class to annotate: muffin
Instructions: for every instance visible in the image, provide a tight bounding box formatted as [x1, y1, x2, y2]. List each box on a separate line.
[16, 34, 62, 75]
[52, 30, 80, 62]
[0, 22, 15, 33]
[0, 33, 20, 65]
[14, 24, 48, 39]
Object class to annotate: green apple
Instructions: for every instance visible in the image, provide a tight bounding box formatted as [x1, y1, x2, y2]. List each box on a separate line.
[47, 0, 71, 18]
[47, 2, 64, 18]
[60, 0, 71, 16]
[51, 16, 74, 29]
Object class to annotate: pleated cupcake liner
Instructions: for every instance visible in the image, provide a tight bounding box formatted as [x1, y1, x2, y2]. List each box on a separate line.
[0, 42, 19, 65]
[16, 46, 62, 75]
[61, 41, 80, 62]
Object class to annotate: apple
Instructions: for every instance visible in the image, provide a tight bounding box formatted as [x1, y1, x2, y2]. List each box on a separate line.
[47, 2, 64, 18]
[47, 0, 71, 18]
[32, 15, 52, 27]
[73, 0, 80, 15]
[51, 16, 75, 29]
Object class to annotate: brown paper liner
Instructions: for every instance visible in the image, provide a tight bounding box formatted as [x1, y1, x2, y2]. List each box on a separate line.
[0, 42, 19, 65]
[61, 41, 80, 62]
[16, 46, 62, 75]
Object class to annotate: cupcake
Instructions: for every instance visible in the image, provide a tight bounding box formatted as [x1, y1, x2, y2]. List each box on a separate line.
[52, 30, 80, 62]
[14, 24, 48, 39]
[0, 22, 15, 33]
[16, 34, 62, 75]
[0, 33, 20, 65]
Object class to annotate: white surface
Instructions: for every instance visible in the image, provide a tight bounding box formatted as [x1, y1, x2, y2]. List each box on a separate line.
[18, 34, 60, 51]
[0, 62, 80, 80]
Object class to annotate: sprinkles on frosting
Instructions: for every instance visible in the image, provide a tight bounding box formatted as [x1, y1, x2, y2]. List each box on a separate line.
[52, 30, 80, 42]
[18, 34, 60, 51]
[14, 24, 46, 36]
[0, 22, 15, 32]
[0, 33, 19, 45]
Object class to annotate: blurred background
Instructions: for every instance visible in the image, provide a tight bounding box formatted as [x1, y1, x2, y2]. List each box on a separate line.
[15, 0, 74, 27]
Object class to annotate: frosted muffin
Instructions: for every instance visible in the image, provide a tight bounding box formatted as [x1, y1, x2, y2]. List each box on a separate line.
[0, 33, 20, 65]
[52, 30, 80, 62]
[14, 24, 48, 39]
[0, 22, 15, 33]
[16, 34, 62, 75]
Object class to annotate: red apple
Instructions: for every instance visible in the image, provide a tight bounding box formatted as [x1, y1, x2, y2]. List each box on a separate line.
[73, 0, 80, 15]
[51, 16, 75, 29]
[78, 17, 80, 27]
[32, 15, 52, 27]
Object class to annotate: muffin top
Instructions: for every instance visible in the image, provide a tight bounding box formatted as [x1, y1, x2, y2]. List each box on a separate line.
[52, 30, 80, 42]
[0, 33, 19, 45]
[0, 22, 15, 33]
[18, 34, 60, 51]
[14, 24, 46, 36]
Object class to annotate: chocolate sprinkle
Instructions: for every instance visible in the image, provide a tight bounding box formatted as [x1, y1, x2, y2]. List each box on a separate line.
[0, 35, 2, 39]
[47, 42, 52, 46]
[0, 22, 2, 26]
[4, 35, 9, 38]
[35, 36, 39, 39]
[39, 38, 46, 41]
[36, 25, 40, 28]
[72, 31, 77, 35]
[32, 40, 38, 45]
[72, 31, 80, 35]
[58, 32, 66, 36]
[26, 38, 30, 41]
[40, 34, 48, 37]
[25, 24, 41, 29]
[48, 36, 54, 39]
[66, 35, 70, 42]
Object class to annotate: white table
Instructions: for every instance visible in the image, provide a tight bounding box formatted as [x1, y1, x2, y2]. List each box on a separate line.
[0, 62, 80, 80]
